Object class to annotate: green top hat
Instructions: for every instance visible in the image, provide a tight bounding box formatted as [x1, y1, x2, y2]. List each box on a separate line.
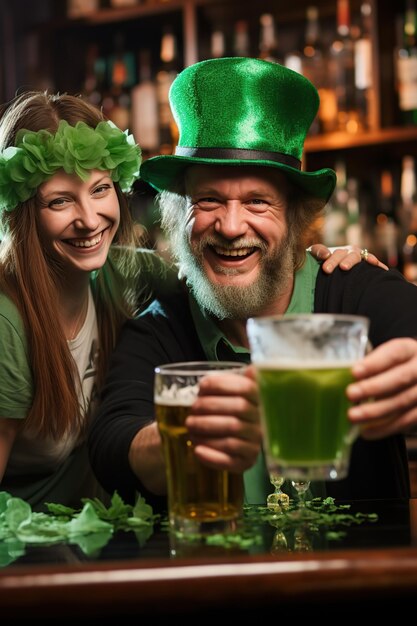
[140, 57, 336, 204]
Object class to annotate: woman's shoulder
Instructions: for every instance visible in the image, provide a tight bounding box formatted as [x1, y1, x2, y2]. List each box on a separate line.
[0, 291, 24, 327]
[0, 291, 27, 352]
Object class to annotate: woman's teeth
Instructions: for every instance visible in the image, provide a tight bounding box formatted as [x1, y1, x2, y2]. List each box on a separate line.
[70, 233, 103, 248]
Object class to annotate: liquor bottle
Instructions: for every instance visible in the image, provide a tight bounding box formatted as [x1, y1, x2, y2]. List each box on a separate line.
[375, 169, 401, 269]
[399, 155, 416, 235]
[322, 160, 349, 247]
[403, 232, 417, 283]
[234, 19, 250, 57]
[345, 177, 364, 247]
[396, 0, 417, 125]
[258, 14, 281, 64]
[104, 33, 135, 131]
[302, 7, 324, 83]
[110, 0, 138, 6]
[82, 44, 103, 108]
[284, 35, 303, 75]
[302, 5, 336, 135]
[156, 27, 179, 155]
[400, 156, 417, 282]
[328, 0, 361, 133]
[210, 27, 226, 59]
[130, 49, 159, 155]
[67, 0, 99, 18]
[354, 2, 376, 131]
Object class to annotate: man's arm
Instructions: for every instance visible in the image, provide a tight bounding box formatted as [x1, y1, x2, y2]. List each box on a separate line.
[88, 293, 262, 506]
[127, 421, 166, 495]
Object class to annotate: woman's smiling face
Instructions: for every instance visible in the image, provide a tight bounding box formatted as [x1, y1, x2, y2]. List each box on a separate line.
[37, 169, 120, 277]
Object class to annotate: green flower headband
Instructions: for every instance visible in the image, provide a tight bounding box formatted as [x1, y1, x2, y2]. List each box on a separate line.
[0, 119, 141, 212]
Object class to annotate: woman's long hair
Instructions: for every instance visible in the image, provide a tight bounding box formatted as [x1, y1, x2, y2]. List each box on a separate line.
[0, 91, 143, 439]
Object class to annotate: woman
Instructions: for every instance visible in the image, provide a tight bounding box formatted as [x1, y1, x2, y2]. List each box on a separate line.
[0, 91, 171, 509]
[0, 90, 377, 511]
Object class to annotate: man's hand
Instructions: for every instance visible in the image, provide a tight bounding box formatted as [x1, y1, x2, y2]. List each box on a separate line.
[185, 366, 262, 473]
[308, 244, 388, 273]
[346, 338, 417, 439]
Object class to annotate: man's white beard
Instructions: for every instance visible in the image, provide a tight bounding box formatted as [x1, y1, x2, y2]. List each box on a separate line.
[174, 233, 295, 321]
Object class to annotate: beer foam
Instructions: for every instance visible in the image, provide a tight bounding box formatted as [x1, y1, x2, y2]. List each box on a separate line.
[155, 383, 199, 406]
[256, 359, 356, 369]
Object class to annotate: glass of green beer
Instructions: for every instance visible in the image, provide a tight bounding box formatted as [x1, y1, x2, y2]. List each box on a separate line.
[154, 361, 246, 535]
[247, 314, 370, 483]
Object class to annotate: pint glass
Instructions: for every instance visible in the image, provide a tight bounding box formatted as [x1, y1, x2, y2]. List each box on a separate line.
[154, 361, 246, 534]
[247, 314, 370, 482]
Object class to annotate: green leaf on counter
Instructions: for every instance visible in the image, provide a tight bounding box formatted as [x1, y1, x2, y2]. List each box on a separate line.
[244, 496, 379, 540]
[66, 502, 113, 535]
[0, 538, 25, 567]
[70, 530, 114, 556]
[0, 490, 157, 566]
[4, 498, 32, 532]
[79, 490, 133, 522]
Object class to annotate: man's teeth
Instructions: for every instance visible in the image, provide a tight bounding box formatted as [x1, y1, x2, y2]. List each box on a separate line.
[213, 246, 254, 257]
[70, 233, 102, 248]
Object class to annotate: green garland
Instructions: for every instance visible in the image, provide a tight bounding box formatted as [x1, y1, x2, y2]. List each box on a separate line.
[0, 120, 141, 212]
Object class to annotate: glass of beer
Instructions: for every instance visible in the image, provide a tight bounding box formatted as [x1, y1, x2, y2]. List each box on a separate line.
[154, 361, 246, 535]
[247, 314, 370, 483]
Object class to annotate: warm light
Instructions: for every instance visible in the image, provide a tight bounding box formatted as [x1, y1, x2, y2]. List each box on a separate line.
[346, 118, 359, 134]
[381, 170, 393, 197]
[304, 45, 315, 58]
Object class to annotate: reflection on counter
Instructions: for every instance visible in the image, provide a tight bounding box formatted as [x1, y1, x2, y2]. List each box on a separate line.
[2, 490, 416, 568]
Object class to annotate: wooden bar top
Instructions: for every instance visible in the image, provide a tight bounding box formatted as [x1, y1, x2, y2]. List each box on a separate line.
[2, 497, 417, 618]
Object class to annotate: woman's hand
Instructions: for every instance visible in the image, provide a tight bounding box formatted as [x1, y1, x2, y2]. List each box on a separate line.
[346, 338, 417, 439]
[308, 244, 388, 273]
[186, 366, 262, 473]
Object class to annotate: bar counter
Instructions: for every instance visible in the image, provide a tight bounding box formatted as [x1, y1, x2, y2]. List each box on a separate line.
[2, 497, 417, 619]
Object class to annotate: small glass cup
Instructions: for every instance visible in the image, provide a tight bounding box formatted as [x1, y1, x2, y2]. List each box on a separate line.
[154, 361, 246, 535]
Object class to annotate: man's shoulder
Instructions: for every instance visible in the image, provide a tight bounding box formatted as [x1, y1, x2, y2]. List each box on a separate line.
[315, 262, 417, 311]
[135, 284, 198, 346]
[139, 282, 191, 321]
[129, 284, 205, 361]
[317, 262, 411, 287]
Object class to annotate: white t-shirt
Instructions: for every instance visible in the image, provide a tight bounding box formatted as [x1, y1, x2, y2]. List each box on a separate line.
[7, 287, 99, 475]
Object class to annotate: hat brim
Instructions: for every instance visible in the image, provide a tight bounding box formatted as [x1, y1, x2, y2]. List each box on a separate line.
[140, 155, 336, 207]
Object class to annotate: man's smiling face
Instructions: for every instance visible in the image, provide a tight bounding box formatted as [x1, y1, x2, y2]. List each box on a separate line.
[174, 165, 296, 320]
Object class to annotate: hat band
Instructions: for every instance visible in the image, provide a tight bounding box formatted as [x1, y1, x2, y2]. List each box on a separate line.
[175, 147, 301, 170]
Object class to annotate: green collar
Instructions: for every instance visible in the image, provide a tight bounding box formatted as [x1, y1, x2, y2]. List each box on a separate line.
[286, 252, 320, 314]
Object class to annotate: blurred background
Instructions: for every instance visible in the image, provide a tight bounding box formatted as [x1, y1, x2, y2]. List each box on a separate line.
[1, 0, 417, 275]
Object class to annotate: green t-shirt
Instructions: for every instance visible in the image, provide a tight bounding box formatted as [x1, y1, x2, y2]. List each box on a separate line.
[0, 290, 108, 511]
[0, 249, 178, 510]
[0, 292, 32, 418]
[189, 253, 322, 505]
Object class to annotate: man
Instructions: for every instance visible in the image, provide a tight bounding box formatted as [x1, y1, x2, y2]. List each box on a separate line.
[89, 57, 417, 508]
